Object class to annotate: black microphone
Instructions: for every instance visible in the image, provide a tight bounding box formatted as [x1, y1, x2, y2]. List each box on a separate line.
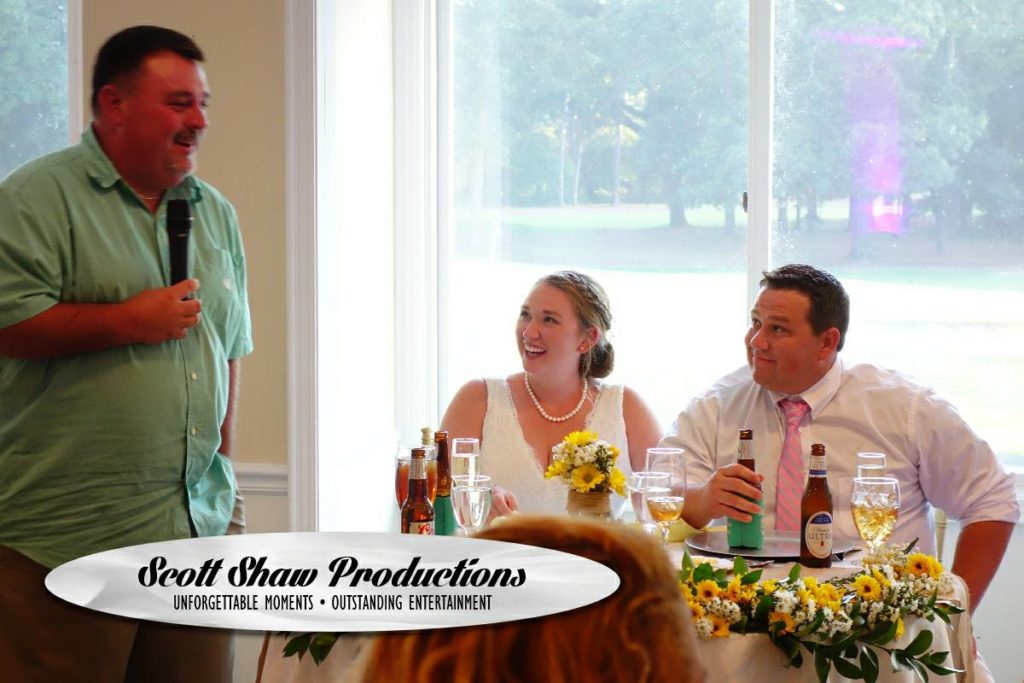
[166, 199, 192, 286]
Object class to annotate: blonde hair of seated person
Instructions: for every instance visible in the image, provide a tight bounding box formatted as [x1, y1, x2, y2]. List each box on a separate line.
[357, 516, 705, 683]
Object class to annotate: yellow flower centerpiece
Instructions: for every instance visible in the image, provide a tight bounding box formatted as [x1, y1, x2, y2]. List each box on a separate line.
[679, 540, 963, 682]
[544, 430, 625, 519]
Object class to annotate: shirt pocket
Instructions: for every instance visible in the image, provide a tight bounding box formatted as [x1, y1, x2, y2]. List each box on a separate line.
[194, 247, 242, 331]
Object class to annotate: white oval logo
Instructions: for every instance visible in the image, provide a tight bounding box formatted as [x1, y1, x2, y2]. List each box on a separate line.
[45, 532, 619, 631]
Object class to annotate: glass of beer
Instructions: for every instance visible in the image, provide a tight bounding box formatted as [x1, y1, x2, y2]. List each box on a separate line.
[452, 474, 493, 536]
[451, 437, 480, 479]
[627, 471, 670, 534]
[856, 452, 886, 478]
[644, 448, 686, 546]
[395, 446, 437, 507]
[850, 477, 900, 551]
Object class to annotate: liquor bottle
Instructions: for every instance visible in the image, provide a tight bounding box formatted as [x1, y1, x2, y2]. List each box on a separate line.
[401, 446, 435, 535]
[799, 443, 833, 568]
[433, 429, 456, 536]
[727, 429, 763, 549]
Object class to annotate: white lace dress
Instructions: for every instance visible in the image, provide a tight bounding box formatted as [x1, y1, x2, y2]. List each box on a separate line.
[480, 378, 632, 516]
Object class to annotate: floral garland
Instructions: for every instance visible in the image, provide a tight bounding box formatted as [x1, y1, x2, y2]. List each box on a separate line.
[680, 541, 964, 682]
[543, 430, 626, 495]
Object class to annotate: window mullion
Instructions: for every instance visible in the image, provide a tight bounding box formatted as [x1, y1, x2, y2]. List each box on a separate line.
[747, 0, 774, 305]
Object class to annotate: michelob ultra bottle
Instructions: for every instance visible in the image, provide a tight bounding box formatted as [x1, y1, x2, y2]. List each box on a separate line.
[401, 446, 435, 535]
[727, 429, 763, 549]
[799, 443, 833, 568]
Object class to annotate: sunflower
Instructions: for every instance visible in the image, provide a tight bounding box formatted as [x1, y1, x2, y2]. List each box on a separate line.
[689, 602, 706, 621]
[710, 614, 732, 638]
[853, 575, 882, 601]
[895, 617, 905, 640]
[906, 553, 943, 579]
[724, 578, 744, 603]
[607, 467, 626, 496]
[564, 430, 597, 447]
[760, 580, 778, 595]
[570, 463, 605, 492]
[769, 610, 797, 635]
[543, 459, 569, 479]
[696, 580, 721, 601]
[815, 583, 842, 611]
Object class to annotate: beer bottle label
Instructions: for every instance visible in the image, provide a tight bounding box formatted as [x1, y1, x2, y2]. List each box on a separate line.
[808, 454, 826, 476]
[804, 511, 833, 559]
[409, 521, 434, 536]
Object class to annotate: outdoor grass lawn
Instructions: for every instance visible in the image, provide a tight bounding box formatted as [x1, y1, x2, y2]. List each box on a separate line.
[444, 208, 1024, 470]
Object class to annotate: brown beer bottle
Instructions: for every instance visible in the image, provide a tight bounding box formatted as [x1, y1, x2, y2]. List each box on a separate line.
[401, 447, 435, 535]
[799, 443, 833, 568]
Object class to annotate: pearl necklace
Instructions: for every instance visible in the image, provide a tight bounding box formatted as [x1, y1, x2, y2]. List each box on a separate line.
[524, 373, 588, 423]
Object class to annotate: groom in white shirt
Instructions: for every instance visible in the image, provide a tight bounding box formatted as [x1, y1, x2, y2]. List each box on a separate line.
[661, 263, 1017, 612]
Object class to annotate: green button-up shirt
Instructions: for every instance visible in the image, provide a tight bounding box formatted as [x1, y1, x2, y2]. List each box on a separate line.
[0, 128, 253, 568]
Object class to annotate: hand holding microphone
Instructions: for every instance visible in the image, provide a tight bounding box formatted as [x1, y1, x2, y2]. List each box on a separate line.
[119, 199, 202, 344]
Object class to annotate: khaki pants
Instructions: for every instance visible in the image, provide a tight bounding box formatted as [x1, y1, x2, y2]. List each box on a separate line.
[0, 544, 233, 683]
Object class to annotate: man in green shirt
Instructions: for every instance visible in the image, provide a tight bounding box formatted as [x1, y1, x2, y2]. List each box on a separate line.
[0, 26, 252, 682]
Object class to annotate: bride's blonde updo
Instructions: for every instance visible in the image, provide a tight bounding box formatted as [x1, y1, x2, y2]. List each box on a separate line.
[537, 271, 614, 379]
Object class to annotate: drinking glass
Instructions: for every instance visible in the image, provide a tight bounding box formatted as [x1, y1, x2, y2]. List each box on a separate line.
[644, 448, 687, 546]
[850, 477, 900, 551]
[452, 474, 493, 536]
[628, 471, 670, 534]
[394, 446, 437, 507]
[856, 452, 887, 478]
[451, 437, 480, 479]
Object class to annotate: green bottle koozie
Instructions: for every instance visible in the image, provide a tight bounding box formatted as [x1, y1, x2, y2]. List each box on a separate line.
[434, 494, 456, 536]
[727, 498, 764, 549]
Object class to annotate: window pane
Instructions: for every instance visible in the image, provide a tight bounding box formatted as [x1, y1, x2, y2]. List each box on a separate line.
[0, 1, 69, 179]
[445, 0, 749, 428]
[774, 1, 1024, 470]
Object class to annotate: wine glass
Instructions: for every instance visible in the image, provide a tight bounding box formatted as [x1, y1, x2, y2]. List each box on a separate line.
[856, 452, 886, 478]
[394, 446, 437, 507]
[451, 438, 480, 479]
[850, 477, 900, 551]
[628, 471, 670, 535]
[452, 474, 493, 536]
[644, 448, 687, 546]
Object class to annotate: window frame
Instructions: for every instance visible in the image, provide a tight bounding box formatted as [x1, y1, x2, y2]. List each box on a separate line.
[291, 0, 1022, 531]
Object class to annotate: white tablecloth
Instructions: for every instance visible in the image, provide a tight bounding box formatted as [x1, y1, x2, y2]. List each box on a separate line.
[255, 544, 980, 683]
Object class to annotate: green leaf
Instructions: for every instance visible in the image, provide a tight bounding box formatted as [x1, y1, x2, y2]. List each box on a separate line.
[908, 657, 930, 682]
[813, 649, 832, 683]
[733, 555, 748, 575]
[834, 656, 863, 679]
[903, 629, 933, 657]
[788, 562, 802, 582]
[795, 610, 826, 638]
[308, 634, 340, 666]
[741, 568, 763, 585]
[860, 647, 880, 683]
[932, 606, 952, 625]
[692, 563, 715, 583]
[282, 633, 312, 659]
[870, 619, 899, 645]
[923, 661, 962, 676]
[681, 550, 694, 580]
[754, 594, 774, 621]
[773, 635, 802, 667]
[892, 650, 910, 672]
[903, 537, 920, 553]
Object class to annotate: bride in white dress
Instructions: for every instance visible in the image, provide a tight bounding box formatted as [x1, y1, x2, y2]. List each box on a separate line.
[441, 271, 661, 516]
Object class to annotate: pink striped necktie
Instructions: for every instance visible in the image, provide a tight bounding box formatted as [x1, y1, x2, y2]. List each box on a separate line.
[775, 398, 810, 531]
